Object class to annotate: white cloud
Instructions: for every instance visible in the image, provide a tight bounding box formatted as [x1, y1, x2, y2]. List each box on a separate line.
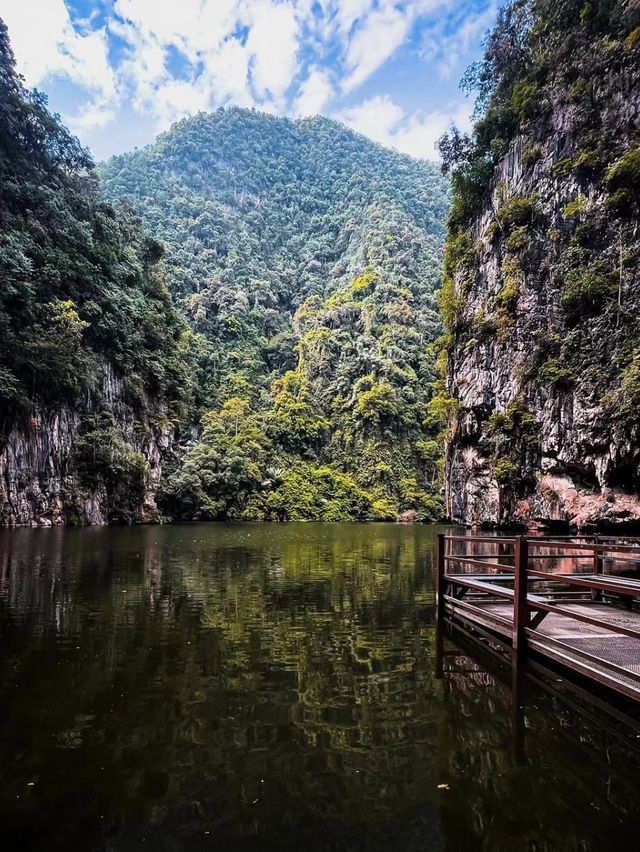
[421, 1, 498, 79]
[110, 0, 301, 127]
[2, 0, 493, 159]
[150, 80, 214, 129]
[342, 2, 412, 93]
[245, 1, 300, 100]
[2, 0, 117, 131]
[202, 38, 254, 108]
[337, 93, 472, 159]
[113, 0, 240, 57]
[337, 94, 404, 140]
[69, 100, 117, 135]
[333, 0, 374, 38]
[294, 67, 334, 115]
[337, 0, 460, 94]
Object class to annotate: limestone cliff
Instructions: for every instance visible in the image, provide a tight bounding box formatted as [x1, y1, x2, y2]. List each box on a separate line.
[0, 368, 173, 527]
[442, 0, 640, 529]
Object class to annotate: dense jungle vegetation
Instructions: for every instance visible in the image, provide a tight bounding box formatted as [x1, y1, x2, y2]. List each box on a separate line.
[100, 110, 450, 521]
[0, 21, 188, 420]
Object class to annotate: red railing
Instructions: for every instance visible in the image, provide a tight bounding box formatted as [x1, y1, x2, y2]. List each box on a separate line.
[435, 534, 640, 696]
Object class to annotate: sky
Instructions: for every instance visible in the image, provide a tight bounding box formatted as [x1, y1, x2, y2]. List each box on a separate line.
[1, 0, 501, 162]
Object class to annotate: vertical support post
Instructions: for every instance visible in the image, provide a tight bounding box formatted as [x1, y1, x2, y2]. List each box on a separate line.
[435, 533, 446, 679]
[593, 535, 602, 574]
[592, 535, 603, 601]
[512, 535, 528, 664]
[435, 533, 446, 624]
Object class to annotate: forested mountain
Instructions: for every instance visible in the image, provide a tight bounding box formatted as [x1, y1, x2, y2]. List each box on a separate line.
[0, 20, 187, 525]
[440, 0, 640, 528]
[100, 110, 450, 521]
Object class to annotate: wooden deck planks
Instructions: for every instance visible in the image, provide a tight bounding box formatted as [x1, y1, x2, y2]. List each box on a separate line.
[452, 599, 640, 686]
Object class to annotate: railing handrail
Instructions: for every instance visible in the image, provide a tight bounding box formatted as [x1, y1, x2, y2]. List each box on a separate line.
[528, 539, 640, 554]
[437, 531, 640, 694]
[443, 535, 517, 545]
[442, 534, 640, 554]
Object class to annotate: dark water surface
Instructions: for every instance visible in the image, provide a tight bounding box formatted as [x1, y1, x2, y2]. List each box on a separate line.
[1, 523, 640, 852]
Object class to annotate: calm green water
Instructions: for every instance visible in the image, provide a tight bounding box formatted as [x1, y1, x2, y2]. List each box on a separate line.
[1, 522, 639, 852]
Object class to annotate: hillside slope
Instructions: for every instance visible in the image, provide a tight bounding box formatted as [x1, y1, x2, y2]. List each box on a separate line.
[441, 0, 640, 528]
[101, 109, 450, 521]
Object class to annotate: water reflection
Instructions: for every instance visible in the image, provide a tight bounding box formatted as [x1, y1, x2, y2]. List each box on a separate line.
[0, 523, 639, 852]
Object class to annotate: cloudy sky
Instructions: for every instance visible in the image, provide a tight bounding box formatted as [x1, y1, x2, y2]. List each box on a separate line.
[2, 0, 500, 162]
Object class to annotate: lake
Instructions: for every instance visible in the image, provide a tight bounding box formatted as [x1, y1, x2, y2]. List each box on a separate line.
[1, 522, 639, 851]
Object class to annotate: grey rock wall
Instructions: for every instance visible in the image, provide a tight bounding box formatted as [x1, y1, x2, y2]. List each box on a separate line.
[0, 367, 172, 527]
[445, 78, 640, 529]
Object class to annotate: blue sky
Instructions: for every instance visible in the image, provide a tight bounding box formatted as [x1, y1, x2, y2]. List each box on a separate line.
[2, 0, 501, 162]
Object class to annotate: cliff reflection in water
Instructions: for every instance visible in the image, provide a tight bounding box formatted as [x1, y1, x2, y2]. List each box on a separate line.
[0, 523, 639, 852]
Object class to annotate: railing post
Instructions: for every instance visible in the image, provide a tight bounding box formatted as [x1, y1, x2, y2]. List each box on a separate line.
[512, 535, 528, 664]
[435, 533, 446, 624]
[592, 535, 603, 601]
[435, 533, 446, 679]
[593, 535, 602, 574]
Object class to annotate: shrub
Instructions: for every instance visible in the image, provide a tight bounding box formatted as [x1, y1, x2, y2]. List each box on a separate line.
[563, 195, 590, 218]
[605, 188, 633, 215]
[496, 278, 520, 314]
[496, 194, 537, 231]
[499, 256, 523, 306]
[521, 141, 543, 167]
[572, 148, 604, 176]
[607, 148, 640, 188]
[472, 308, 498, 338]
[493, 456, 518, 486]
[495, 256, 522, 340]
[264, 464, 373, 521]
[511, 80, 541, 123]
[488, 401, 536, 439]
[354, 378, 399, 424]
[440, 230, 475, 334]
[625, 26, 640, 50]
[539, 358, 577, 392]
[505, 226, 529, 253]
[425, 387, 459, 433]
[561, 261, 617, 322]
[74, 414, 150, 523]
[485, 219, 500, 241]
[607, 354, 640, 428]
[605, 148, 640, 215]
[447, 157, 494, 230]
[444, 230, 475, 275]
[438, 274, 463, 335]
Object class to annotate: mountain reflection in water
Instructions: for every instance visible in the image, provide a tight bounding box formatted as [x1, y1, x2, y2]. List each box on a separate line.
[0, 522, 639, 852]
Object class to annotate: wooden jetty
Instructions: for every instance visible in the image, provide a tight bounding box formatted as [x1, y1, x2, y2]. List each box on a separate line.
[435, 534, 640, 702]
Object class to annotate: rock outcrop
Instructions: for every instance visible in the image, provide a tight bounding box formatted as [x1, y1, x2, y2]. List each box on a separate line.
[0, 369, 172, 527]
[443, 1, 640, 529]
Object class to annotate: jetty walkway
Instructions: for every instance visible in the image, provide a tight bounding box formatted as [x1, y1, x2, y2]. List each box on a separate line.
[435, 534, 640, 701]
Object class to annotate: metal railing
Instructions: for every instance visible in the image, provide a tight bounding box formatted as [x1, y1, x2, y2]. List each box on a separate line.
[435, 534, 640, 698]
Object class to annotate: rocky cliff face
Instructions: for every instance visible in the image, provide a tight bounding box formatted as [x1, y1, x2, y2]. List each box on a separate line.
[0, 369, 172, 527]
[443, 1, 640, 529]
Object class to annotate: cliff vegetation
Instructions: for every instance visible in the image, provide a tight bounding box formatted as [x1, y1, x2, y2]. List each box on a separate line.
[440, 0, 640, 528]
